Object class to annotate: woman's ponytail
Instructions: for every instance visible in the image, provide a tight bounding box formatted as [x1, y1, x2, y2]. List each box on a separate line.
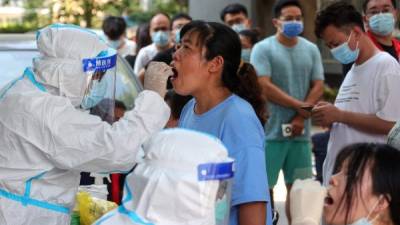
[235, 62, 267, 125]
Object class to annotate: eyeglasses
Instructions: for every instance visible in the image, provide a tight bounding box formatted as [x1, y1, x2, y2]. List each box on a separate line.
[366, 6, 395, 16]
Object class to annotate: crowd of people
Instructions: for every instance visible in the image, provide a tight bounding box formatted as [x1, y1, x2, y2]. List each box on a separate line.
[1, 0, 400, 225]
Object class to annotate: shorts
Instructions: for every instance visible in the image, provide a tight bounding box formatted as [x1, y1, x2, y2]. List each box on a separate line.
[265, 140, 313, 187]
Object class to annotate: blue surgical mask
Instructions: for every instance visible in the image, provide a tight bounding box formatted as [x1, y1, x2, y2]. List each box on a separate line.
[231, 23, 247, 33]
[152, 31, 170, 47]
[330, 32, 360, 64]
[369, 13, 395, 36]
[81, 79, 107, 109]
[282, 21, 303, 38]
[175, 29, 181, 44]
[108, 39, 122, 49]
[241, 48, 252, 62]
[349, 218, 372, 225]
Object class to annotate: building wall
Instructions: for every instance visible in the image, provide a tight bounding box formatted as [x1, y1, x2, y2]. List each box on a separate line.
[189, 0, 253, 23]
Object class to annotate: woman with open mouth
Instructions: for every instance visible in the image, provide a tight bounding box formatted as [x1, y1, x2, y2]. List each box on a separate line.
[170, 20, 272, 225]
[291, 143, 400, 225]
[324, 143, 399, 225]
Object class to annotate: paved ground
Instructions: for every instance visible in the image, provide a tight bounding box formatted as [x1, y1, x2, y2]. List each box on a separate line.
[273, 126, 326, 225]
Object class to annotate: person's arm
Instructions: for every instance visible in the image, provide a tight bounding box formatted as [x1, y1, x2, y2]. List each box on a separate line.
[133, 49, 145, 75]
[304, 45, 325, 108]
[258, 76, 305, 109]
[312, 101, 395, 134]
[221, 110, 270, 225]
[238, 202, 266, 225]
[290, 80, 324, 136]
[44, 91, 170, 172]
[304, 80, 324, 105]
[138, 68, 145, 86]
[340, 111, 394, 134]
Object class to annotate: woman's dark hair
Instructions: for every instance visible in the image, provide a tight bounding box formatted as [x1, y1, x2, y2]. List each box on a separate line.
[239, 29, 261, 46]
[102, 16, 127, 40]
[332, 143, 400, 225]
[315, 1, 364, 38]
[114, 100, 127, 111]
[164, 90, 192, 119]
[135, 23, 152, 55]
[180, 20, 267, 124]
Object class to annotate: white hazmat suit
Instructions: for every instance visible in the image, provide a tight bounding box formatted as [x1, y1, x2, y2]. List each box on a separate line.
[0, 24, 170, 225]
[388, 121, 400, 150]
[94, 128, 235, 225]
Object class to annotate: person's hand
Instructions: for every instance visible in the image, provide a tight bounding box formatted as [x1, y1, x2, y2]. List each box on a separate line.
[290, 179, 327, 225]
[296, 103, 313, 119]
[291, 115, 305, 137]
[144, 62, 173, 98]
[312, 101, 342, 127]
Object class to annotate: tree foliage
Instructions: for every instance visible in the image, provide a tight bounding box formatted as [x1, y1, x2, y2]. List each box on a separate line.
[5, 0, 189, 32]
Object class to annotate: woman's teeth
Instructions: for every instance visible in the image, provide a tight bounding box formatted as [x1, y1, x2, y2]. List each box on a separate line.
[171, 68, 178, 79]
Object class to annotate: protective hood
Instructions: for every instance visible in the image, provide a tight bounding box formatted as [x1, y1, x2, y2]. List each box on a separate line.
[130, 128, 232, 225]
[94, 128, 234, 225]
[33, 24, 109, 106]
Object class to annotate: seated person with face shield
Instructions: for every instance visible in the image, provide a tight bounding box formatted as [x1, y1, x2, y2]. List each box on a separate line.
[94, 128, 235, 225]
[289, 143, 400, 225]
[0, 24, 171, 225]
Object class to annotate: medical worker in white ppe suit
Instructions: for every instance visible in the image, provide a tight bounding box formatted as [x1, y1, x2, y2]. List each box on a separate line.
[0, 24, 170, 225]
[94, 128, 235, 225]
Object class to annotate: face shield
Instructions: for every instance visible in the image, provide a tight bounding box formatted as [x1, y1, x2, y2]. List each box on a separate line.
[198, 160, 234, 225]
[81, 49, 117, 122]
[109, 129, 235, 225]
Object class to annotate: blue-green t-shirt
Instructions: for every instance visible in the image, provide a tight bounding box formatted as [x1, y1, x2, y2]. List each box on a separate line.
[250, 36, 324, 141]
[179, 94, 272, 225]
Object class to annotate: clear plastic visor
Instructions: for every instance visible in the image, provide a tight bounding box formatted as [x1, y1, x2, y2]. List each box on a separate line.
[80, 49, 117, 123]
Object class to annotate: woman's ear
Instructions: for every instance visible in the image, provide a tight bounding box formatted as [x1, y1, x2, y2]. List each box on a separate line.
[208, 56, 224, 74]
[372, 195, 392, 224]
[374, 195, 390, 213]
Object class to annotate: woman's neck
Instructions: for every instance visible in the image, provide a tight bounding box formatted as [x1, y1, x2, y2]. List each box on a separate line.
[193, 86, 231, 115]
[373, 212, 394, 225]
[374, 220, 394, 225]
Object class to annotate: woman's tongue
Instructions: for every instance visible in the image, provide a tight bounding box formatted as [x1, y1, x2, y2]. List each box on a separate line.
[171, 68, 178, 80]
[325, 195, 334, 206]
